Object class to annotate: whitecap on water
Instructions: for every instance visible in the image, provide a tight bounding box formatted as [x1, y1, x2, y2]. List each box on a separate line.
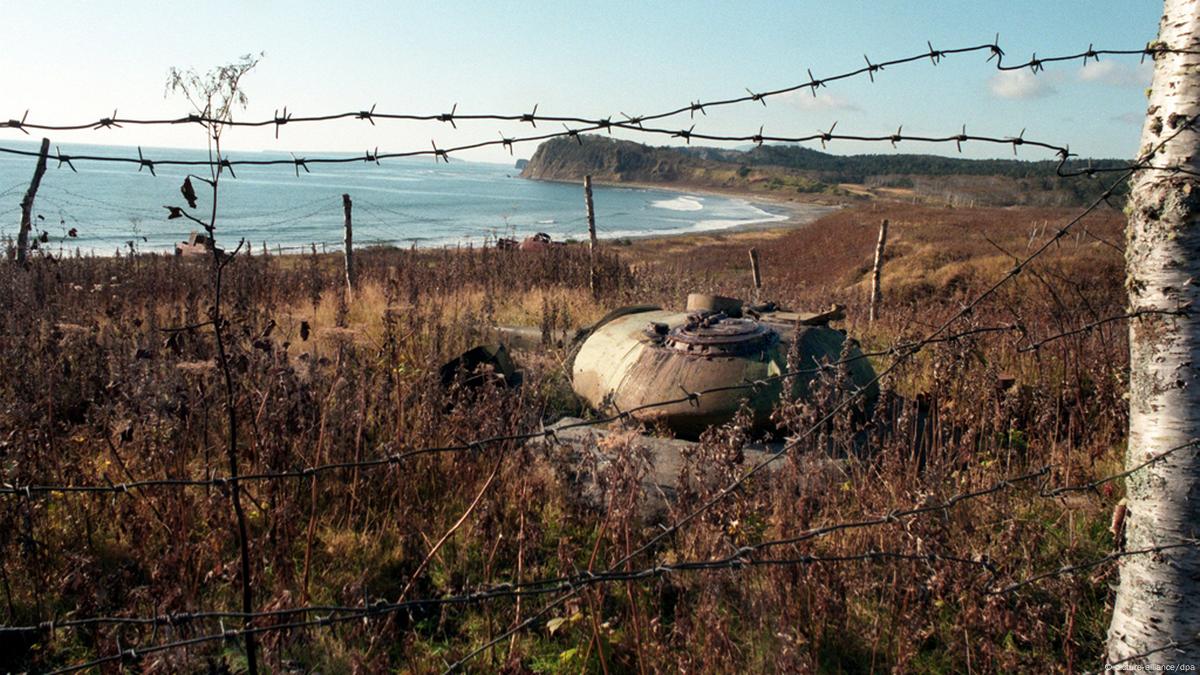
[650, 196, 704, 212]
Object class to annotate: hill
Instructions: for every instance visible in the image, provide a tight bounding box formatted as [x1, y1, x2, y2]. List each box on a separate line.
[520, 135, 1129, 207]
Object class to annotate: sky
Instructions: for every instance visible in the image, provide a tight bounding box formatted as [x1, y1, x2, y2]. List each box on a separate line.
[0, 1, 1165, 165]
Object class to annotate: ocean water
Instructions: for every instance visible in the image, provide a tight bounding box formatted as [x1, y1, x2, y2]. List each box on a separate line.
[0, 141, 808, 255]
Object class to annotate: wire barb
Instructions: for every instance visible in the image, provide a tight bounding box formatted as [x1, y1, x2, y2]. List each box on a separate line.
[807, 68, 824, 96]
[55, 145, 77, 172]
[94, 109, 121, 130]
[520, 103, 539, 127]
[273, 106, 291, 139]
[357, 103, 376, 125]
[864, 54, 881, 81]
[6, 109, 30, 134]
[136, 146, 155, 176]
[438, 103, 458, 129]
[927, 41, 942, 65]
[746, 88, 767, 106]
[1009, 128, 1025, 156]
[290, 153, 309, 177]
[987, 33, 1005, 62]
[431, 140, 449, 162]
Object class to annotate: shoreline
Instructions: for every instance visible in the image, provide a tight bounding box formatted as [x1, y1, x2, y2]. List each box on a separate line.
[522, 175, 842, 243]
[26, 177, 842, 258]
[572, 177, 843, 243]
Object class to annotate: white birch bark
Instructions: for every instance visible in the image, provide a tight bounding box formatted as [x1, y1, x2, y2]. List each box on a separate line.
[1107, 0, 1200, 665]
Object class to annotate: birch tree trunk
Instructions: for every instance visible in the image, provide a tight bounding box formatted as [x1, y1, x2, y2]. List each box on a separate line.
[1107, 0, 1200, 665]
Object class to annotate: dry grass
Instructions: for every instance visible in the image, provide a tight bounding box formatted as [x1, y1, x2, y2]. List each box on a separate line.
[0, 201, 1132, 673]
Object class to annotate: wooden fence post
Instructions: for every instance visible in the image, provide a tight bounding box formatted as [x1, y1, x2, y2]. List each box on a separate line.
[869, 219, 889, 323]
[748, 247, 762, 300]
[342, 193, 354, 298]
[17, 138, 50, 264]
[584, 175, 597, 297]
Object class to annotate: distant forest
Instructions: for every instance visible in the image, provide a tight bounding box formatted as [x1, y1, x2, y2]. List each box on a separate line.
[680, 145, 1130, 183]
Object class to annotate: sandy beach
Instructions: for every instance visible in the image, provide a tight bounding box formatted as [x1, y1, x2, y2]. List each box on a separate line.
[522, 175, 844, 244]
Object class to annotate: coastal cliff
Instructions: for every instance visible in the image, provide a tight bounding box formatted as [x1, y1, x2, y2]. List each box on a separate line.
[520, 136, 695, 184]
[520, 134, 1129, 207]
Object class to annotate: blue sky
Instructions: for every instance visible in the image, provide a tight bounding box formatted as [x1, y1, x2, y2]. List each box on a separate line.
[0, 1, 1163, 164]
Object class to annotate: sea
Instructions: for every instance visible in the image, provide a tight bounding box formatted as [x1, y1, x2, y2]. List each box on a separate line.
[0, 141, 819, 256]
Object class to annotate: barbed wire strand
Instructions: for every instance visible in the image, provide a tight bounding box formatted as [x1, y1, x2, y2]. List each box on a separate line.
[0, 42, 1191, 135]
[0, 328, 1023, 494]
[1088, 634, 1200, 674]
[21, 473, 1196, 673]
[1, 43, 1198, 182]
[10, 432, 1195, 643]
[0, 306, 1180, 497]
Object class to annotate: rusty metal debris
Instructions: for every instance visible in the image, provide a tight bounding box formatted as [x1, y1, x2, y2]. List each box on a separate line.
[439, 343, 523, 389]
[174, 230, 223, 257]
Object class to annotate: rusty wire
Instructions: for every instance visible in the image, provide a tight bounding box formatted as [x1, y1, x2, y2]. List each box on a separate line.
[1088, 635, 1200, 674]
[989, 541, 1200, 595]
[25, 549, 997, 674]
[16, 466, 1196, 675]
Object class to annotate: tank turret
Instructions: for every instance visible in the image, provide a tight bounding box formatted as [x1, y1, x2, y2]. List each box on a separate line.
[571, 294, 876, 439]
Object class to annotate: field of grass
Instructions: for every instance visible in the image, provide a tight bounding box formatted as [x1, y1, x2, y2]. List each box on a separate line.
[0, 200, 1132, 672]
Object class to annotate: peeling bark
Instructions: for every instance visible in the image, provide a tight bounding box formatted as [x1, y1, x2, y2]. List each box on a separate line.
[1107, 0, 1200, 665]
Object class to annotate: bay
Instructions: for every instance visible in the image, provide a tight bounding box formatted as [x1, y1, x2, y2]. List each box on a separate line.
[0, 140, 797, 255]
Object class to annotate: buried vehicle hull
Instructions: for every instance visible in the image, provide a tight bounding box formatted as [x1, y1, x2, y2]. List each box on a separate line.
[571, 302, 877, 438]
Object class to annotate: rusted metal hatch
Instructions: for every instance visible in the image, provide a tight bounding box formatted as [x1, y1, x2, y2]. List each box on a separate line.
[658, 313, 779, 356]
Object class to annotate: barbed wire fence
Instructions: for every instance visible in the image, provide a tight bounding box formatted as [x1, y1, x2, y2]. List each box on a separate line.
[1, 37, 1196, 673]
[0, 40, 1197, 178]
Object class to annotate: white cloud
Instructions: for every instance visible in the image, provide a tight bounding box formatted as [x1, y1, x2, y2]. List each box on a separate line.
[780, 91, 861, 112]
[1078, 61, 1152, 88]
[988, 70, 1057, 99]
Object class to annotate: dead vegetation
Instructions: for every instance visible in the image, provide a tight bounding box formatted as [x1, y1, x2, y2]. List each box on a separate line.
[0, 201, 1132, 673]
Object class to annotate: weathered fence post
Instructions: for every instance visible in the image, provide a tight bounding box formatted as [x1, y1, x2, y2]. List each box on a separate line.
[584, 175, 598, 297]
[343, 193, 354, 298]
[1107, 0, 1200, 666]
[748, 247, 762, 299]
[869, 219, 889, 323]
[17, 138, 50, 264]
